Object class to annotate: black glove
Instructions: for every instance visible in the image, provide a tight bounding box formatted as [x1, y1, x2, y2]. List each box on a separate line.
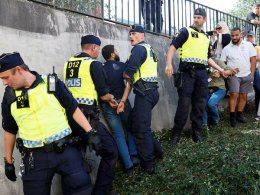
[4, 158, 16, 182]
[87, 129, 102, 155]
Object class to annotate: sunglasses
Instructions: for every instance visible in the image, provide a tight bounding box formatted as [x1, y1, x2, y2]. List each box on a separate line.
[215, 27, 222, 30]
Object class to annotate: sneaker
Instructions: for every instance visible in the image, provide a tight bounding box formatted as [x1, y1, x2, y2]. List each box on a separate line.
[255, 116, 260, 121]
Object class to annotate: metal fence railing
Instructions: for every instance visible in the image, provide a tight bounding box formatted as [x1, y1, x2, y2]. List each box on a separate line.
[28, 0, 258, 43]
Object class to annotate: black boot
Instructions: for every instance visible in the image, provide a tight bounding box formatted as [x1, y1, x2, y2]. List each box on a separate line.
[237, 111, 247, 123]
[171, 135, 180, 145]
[230, 112, 237, 127]
[192, 130, 203, 143]
[171, 128, 181, 145]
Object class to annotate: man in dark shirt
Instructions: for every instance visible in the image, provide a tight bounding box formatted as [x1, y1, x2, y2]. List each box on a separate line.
[1, 52, 101, 194]
[247, 4, 260, 26]
[165, 8, 225, 145]
[101, 44, 138, 175]
[63, 35, 118, 195]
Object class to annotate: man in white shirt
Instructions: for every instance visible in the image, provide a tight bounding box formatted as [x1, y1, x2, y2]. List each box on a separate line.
[221, 27, 256, 127]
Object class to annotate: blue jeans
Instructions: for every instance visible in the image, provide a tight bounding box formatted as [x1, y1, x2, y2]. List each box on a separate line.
[101, 100, 137, 169]
[202, 89, 226, 124]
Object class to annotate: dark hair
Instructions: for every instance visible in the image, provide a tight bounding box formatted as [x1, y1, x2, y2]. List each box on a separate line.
[231, 27, 241, 32]
[255, 4, 260, 7]
[102, 45, 114, 60]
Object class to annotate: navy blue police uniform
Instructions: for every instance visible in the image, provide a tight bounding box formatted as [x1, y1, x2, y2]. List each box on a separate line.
[66, 51, 118, 195]
[171, 25, 210, 143]
[2, 71, 92, 195]
[125, 27, 163, 173]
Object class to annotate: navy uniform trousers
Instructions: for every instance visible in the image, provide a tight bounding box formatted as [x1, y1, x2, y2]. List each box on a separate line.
[22, 145, 92, 195]
[130, 87, 163, 170]
[69, 104, 118, 195]
[173, 69, 208, 137]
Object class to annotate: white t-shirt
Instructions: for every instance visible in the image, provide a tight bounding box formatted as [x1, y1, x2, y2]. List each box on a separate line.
[220, 40, 256, 77]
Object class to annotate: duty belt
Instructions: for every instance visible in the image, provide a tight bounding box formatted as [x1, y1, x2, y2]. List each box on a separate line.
[18, 136, 81, 153]
[180, 61, 207, 71]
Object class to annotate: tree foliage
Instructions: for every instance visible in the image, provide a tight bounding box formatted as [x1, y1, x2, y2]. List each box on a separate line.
[230, 0, 258, 20]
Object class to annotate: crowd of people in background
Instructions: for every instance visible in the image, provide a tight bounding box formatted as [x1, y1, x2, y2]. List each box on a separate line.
[1, 2, 260, 195]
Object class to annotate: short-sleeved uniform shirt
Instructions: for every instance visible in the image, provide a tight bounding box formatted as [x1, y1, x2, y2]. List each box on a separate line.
[1, 71, 78, 135]
[220, 40, 257, 77]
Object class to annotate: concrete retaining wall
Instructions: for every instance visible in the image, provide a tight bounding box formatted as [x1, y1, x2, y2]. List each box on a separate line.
[0, 0, 179, 194]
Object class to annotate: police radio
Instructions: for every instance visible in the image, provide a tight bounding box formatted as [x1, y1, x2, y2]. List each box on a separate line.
[47, 66, 57, 93]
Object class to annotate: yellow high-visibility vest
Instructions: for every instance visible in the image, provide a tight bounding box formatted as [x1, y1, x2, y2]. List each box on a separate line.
[64, 56, 98, 105]
[132, 43, 158, 83]
[10, 75, 71, 148]
[179, 27, 209, 65]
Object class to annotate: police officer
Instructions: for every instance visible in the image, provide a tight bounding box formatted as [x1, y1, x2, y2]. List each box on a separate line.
[122, 25, 163, 174]
[63, 35, 118, 195]
[0, 52, 101, 195]
[165, 8, 226, 145]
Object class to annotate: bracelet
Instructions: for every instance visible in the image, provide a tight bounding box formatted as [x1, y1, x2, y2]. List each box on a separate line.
[120, 100, 125, 103]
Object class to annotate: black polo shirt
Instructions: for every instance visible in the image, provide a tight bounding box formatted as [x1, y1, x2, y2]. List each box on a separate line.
[1, 71, 78, 135]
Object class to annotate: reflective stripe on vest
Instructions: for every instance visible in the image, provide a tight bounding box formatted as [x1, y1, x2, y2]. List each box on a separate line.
[22, 128, 71, 148]
[132, 43, 158, 83]
[63, 57, 98, 105]
[10, 76, 72, 148]
[179, 27, 209, 65]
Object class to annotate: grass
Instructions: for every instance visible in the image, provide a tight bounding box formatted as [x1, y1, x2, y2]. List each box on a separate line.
[113, 104, 260, 194]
